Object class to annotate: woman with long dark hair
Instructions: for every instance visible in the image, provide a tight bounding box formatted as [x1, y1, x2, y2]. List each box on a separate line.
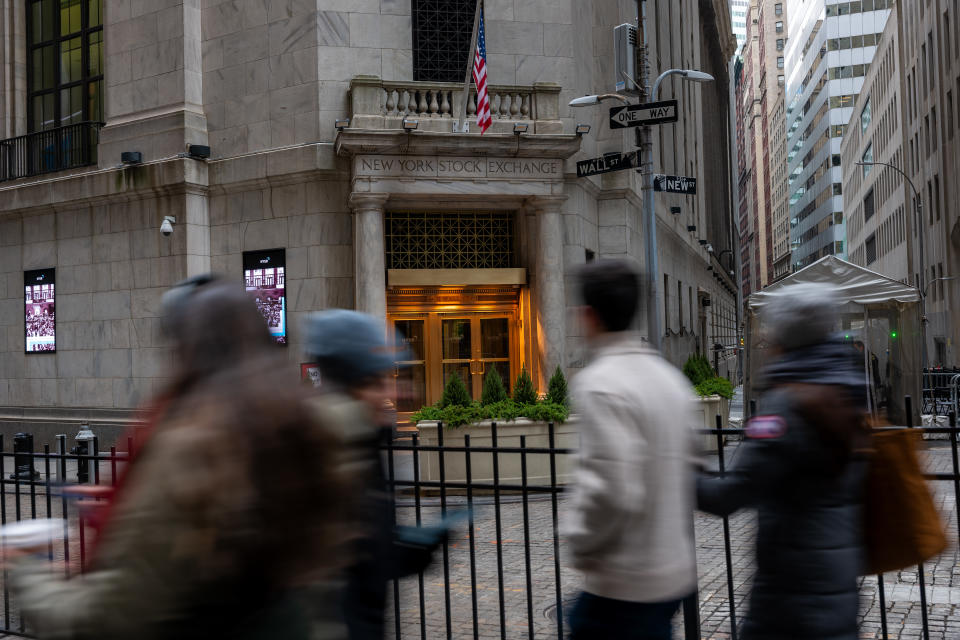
[10, 276, 347, 639]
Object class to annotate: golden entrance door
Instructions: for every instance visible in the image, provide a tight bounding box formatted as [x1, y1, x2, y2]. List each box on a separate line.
[388, 287, 520, 415]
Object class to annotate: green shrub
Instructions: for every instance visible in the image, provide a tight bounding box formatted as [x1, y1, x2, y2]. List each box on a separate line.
[481, 368, 508, 405]
[546, 366, 569, 408]
[682, 354, 714, 386]
[694, 376, 734, 399]
[410, 398, 569, 428]
[513, 368, 537, 405]
[440, 373, 472, 408]
[523, 402, 570, 424]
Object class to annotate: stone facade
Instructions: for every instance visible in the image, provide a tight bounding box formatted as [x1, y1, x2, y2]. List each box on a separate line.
[0, 0, 737, 443]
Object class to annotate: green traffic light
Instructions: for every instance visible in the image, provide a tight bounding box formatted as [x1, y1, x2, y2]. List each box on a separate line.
[891, 331, 898, 338]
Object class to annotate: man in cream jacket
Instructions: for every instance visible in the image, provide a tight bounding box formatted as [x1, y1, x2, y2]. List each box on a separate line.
[565, 259, 699, 639]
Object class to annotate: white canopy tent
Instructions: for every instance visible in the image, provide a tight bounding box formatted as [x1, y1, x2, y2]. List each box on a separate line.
[745, 256, 922, 424]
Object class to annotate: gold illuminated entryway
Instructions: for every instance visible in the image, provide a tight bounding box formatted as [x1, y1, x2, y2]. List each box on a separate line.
[388, 287, 521, 415]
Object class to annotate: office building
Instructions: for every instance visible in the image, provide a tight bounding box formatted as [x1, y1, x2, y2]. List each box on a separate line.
[842, 1, 960, 366]
[785, 0, 893, 271]
[0, 0, 737, 439]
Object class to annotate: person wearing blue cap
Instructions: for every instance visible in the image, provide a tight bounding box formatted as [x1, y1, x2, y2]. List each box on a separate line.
[303, 310, 446, 640]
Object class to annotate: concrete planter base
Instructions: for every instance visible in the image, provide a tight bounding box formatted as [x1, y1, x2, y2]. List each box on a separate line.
[416, 418, 580, 487]
[694, 395, 731, 453]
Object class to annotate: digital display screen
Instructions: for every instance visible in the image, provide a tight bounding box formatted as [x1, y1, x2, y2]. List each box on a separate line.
[243, 249, 287, 345]
[24, 269, 55, 353]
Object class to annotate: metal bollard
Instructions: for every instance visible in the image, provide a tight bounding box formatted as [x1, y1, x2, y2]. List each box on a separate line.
[72, 424, 95, 484]
[10, 432, 39, 481]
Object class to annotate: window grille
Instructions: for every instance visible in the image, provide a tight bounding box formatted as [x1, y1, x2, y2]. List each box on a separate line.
[412, 0, 475, 82]
[385, 212, 514, 269]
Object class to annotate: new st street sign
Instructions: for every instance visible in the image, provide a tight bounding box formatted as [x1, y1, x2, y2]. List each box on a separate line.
[654, 174, 697, 195]
[608, 100, 679, 129]
[576, 151, 638, 178]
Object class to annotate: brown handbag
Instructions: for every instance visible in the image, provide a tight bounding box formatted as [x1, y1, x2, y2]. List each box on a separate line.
[864, 428, 948, 575]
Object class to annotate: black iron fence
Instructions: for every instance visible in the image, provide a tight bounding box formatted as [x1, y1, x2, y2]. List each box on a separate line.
[380, 400, 960, 640]
[0, 122, 103, 182]
[0, 403, 954, 638]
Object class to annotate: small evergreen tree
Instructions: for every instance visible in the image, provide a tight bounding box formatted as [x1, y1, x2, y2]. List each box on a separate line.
[513, 368, 538, 405]
[546, 366, 569, 408]
[682, 354, 714, 386]
[481, 367, 508, 405]
[441, 372, 472, 408]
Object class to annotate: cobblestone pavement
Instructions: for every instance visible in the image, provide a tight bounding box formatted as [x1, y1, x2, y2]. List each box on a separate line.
[386, 441, 960, 639]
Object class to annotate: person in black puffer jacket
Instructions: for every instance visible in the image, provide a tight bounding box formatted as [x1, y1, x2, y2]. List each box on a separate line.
[697, 282, 870, 640]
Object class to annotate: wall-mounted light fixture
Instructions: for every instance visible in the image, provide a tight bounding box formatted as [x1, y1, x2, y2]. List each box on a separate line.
[402, 118, 419, 131]
[670, 206, 681, 215]
[121, 151, 142, 164]
[335, 118, 350, 132]
[687, 225, 697, 232]
[187, 144, 210, 159]
[575, 123, 591, 136]
[513, 122, 529, 135]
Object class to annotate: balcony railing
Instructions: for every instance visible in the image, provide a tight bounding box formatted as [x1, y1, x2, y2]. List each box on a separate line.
[349, 76, 562, 134]
[0, 121, 103, 182]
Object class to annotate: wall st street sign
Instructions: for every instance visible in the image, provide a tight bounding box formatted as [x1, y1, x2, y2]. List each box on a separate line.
[608, 100, 679, 129]
[576, 151, 638, 178]
[653, 174, 697, 195]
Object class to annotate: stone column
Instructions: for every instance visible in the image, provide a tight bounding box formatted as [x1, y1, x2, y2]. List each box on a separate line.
[350, 193, 390, 321]
[531, 195, 568, 390]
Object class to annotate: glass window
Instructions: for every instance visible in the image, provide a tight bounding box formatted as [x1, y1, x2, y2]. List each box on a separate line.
[861, 97, 872, 133]
[862, 143, 873, 176]
[775, 3, 783, 16]
[777, 38, 785, 51]
[777, 56, 784, 69]
[412, 0, 475, 82]
[862, 0, 875, 10]
[26, 0, 104, 131]
[776, 21, 784, 33]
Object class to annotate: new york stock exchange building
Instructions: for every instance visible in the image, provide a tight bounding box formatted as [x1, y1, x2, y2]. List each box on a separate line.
[0, 0, 738, 441]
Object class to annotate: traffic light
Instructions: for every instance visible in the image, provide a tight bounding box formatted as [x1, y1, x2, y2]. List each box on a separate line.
[890, 330, 898, 339]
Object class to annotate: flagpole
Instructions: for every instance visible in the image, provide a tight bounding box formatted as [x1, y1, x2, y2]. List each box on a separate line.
[459, 0, 483, 132]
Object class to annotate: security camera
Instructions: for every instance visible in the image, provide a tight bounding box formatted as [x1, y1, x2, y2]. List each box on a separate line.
[160, 216, 176, 237]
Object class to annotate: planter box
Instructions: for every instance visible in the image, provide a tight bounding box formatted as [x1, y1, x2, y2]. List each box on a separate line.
[416, 418, 580, 487]
[694, 395, 730, 453]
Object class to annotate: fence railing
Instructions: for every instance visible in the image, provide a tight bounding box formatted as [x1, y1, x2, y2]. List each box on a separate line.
[0, 122, 103, 182]
[0, 398, 955, 638]
[380, 398, 960, 640]
[922, 369, 960, 416]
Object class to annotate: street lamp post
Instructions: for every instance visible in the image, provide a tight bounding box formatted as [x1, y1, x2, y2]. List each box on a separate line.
[641, 69, 714, 352]
[570, 69, 713, 352]
[856, 160, 927, 372]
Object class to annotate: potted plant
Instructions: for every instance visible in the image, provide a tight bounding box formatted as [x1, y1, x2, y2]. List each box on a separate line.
[412, 367, 578, 486]
[683, 354, 734, 452]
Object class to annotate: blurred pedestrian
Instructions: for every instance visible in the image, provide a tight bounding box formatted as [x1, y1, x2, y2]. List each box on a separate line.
[697, 282, 869, 640]
[565, 260, 699, 640]
[8, 275, 347, 640]
[304, 310, 448, 640]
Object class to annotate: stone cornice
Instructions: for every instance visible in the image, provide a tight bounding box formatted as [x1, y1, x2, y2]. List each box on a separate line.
[0, 158, 209, 216]
[335, 129, 582, 159]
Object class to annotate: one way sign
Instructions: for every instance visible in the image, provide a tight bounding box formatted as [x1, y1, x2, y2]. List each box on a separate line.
[608, 100, 679, 129]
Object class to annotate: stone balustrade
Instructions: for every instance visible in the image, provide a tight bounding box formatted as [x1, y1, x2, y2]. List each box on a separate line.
[348, 76, 563, 134]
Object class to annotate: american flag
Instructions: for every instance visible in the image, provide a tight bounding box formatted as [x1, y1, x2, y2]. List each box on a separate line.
[472, 11, 492, 134]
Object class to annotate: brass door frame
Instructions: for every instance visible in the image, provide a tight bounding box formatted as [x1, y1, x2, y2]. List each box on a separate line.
[389, 309, 519, 408]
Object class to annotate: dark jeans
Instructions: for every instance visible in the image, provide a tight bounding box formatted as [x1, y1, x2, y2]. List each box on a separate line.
[568, 591, 684, 640]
